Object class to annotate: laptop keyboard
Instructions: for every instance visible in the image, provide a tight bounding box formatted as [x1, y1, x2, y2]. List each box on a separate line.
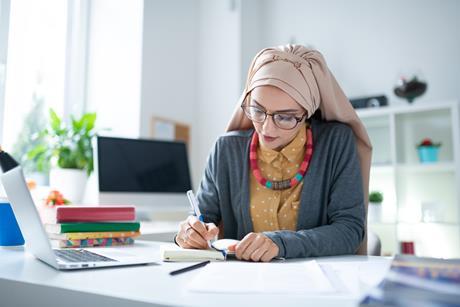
[54, 249, 117, 263]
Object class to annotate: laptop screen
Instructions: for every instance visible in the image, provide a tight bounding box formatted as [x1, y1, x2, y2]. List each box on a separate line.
[96, 136, 192, 193]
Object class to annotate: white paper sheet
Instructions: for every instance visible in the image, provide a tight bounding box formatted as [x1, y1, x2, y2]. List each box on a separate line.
[187, 260, 336, 294]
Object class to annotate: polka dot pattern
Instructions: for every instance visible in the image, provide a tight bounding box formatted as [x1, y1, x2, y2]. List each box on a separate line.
[249, 126, 309, 232]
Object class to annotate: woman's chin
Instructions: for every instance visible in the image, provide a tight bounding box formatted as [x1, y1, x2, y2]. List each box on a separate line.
[260, 140, 282, 151]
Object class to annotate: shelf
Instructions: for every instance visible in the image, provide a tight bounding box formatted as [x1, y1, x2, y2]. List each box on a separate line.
[356, 100, 458, 118]
[370, 164, 394, 173]
[396, 162, 456, 173]
[368, 221, 397, 226]
[369, 221, 459, 227]
[397, 221, 459, 227]
[359, 100, 460, 258]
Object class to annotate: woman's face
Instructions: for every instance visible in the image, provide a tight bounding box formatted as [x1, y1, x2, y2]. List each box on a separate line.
[248, 86, 307, 151]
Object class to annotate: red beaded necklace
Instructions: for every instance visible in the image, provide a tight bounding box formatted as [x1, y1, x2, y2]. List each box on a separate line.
[250, 128, 313, 190]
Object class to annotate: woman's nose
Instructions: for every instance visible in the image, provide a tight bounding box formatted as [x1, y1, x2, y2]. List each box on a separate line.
[262, 115, 277, 133]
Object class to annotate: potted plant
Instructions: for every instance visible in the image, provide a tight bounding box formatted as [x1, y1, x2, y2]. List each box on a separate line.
[368, 191, 384, 222]
[417, 138, 441, 163]
[27, 109, 97, 203]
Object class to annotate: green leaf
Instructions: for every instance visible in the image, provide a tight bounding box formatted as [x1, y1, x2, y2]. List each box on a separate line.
[49, 109, 61, 132]
[26, 109, 97, 175]
[81, 113, 96, 132]
[72, 116, 83, 133]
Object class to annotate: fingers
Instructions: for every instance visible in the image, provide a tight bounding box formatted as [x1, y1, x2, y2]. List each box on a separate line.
[250, 241, 270, 262]
[176, 217, 219, 249]
[241, 233, 265, 260]
[176, 216, 207, 249]
[188, 216, 208, 239]
[227, 244, 237, 252]
[235, 233, 279, 262]
[205, 223, 219, 240]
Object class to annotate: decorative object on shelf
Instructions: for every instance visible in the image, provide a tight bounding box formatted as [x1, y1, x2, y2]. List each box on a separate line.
[368, 191, 384, 222]
[45, 190, 70, 206]
[416, 138, 441, 163]
[394, 75, 427, 103]
[400, 241, 415, 255]
[27, 109, 97, 203]
[349, 95, 388, 109]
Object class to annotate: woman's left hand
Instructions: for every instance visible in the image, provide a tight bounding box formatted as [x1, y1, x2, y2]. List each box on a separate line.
[229, 232, 279, 262]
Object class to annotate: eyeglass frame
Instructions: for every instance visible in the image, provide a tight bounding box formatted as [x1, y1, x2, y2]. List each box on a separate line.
[240, 103, 308, 130]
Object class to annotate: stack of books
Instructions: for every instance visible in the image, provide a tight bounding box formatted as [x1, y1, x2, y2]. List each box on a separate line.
[41, 205, 141, 248]
[360, 255, 460, 306]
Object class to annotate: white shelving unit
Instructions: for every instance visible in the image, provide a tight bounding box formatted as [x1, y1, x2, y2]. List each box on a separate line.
[357, 100, 460, 258]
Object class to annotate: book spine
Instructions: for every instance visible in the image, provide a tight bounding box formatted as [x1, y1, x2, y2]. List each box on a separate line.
[45, 222, 141, 233]
[48, 231, 141, 240]
[54, 237, 135, 248]
[56, 207, 135, 222]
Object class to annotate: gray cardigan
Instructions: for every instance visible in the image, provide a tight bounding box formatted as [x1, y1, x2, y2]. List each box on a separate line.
[196, 119, 365, 259]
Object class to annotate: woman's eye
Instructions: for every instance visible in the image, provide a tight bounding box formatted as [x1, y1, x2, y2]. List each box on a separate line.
[276, 114, 295, 122]
[250, 108, 265, 116]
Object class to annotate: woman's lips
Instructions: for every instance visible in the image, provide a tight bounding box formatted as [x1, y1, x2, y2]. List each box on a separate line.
[263, 135, 278, 143]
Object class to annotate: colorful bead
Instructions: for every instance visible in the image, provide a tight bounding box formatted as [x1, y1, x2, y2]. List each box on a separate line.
[250, 127, 313, 190]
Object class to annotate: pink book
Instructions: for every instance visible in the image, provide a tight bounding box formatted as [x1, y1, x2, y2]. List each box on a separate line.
[51, 205, 136, 223]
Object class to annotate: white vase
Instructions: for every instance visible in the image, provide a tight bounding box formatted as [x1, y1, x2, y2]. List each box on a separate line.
[49, 168, 88, 204]
[368, 203, 382, 223]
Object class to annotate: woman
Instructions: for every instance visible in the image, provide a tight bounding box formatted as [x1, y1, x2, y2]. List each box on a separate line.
[175, 45, 372, 262]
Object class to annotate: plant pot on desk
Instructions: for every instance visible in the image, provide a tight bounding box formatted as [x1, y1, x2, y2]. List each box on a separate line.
[368, 202, 383, 223]
[49, 168, 87, 203]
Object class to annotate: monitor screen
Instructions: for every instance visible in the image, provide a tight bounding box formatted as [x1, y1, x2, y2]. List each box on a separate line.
[96, 136, 192, 193]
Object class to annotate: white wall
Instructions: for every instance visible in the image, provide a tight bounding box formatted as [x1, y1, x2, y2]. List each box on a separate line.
[240, 0, 263, 86]
[86, 0, 144, 138]
[0, 0, 10, 145]
[196, 0, 242, 183]
[140, 0, 199, 186]
[84, 0, 460, 191]
[259, 0, 460, 105]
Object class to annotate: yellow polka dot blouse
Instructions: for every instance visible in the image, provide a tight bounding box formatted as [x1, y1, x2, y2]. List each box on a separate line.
[250, 125, 307, 232]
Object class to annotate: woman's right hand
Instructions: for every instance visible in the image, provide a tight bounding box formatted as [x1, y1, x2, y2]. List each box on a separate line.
[176, 215, 219, 249]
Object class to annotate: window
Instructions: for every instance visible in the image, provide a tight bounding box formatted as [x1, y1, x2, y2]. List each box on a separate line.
[1, 0, 88, 179]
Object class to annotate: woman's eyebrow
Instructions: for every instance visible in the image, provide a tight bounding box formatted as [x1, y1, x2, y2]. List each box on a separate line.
[250, 98, 303, 113]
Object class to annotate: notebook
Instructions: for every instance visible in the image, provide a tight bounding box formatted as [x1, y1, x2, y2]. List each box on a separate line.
[160, 239, 239, 262]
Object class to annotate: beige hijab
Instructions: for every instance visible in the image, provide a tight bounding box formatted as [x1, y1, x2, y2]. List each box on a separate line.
[226, 45, 372, 255]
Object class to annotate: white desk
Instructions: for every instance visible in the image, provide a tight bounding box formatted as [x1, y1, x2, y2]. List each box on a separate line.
[0, 241, 392, 307]
[139, 221, 179, 242]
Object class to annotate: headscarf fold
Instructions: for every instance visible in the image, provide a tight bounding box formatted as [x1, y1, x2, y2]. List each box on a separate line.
[226, 45, 372, 255]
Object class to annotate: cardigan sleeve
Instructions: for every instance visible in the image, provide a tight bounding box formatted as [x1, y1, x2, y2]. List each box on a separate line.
[264, 127, 366, 258]
[196, 140, 222, 225]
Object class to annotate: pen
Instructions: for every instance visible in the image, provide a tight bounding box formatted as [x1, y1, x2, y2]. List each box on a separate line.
[169, 260, 211, 276]
[186, 190, 204, 222]
[186, 190, 213, 248]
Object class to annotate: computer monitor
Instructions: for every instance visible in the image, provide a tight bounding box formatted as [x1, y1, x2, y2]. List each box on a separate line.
[94, 136, 192, 219]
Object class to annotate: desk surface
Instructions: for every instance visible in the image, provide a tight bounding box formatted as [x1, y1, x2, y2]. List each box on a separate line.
[0, 241, 392, 307]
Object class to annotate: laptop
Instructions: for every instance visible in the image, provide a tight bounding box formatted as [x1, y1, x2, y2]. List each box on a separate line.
[1, 166, 157, 270]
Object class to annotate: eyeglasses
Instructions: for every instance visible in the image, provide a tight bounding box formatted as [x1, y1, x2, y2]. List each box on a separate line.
[241, 104, 307, 130]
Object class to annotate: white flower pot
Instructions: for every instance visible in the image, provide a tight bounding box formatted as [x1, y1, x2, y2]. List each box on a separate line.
[49, 168, 87, 204]
[368, 203, 382, 223]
